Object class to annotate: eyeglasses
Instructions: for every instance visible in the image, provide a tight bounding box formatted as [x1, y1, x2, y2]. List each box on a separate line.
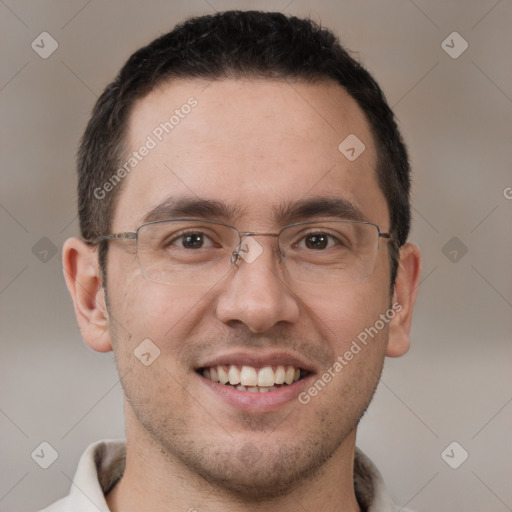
[87, 218, 393, 286]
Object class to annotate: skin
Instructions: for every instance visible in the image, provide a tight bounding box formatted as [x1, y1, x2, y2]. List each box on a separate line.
[63, 78, 421, 512]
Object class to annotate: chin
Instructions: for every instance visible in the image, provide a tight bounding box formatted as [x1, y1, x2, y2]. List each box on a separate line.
[172, 435, 343, 501]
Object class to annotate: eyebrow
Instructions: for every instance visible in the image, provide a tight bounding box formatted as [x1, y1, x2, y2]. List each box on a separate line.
[141, 196, 246, 224]
[140, 195, 367, 225]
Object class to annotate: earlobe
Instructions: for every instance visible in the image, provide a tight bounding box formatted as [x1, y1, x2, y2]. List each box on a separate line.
[62, 238, 113, 353]
[386, 243, 422, 358]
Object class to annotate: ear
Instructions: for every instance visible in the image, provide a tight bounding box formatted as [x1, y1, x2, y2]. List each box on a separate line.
[62, 237, 112, 353]
[386, 243, 422, 357]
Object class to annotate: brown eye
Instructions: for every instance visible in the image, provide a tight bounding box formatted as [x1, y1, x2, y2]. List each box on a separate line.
[304, 233, 329, 250]
[165, 231, 217, 249]
[181, 233, 205, 249]
[298, 232, 342, 250]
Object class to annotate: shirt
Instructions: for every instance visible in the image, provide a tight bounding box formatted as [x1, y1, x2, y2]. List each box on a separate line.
[38, 439, 403, 512]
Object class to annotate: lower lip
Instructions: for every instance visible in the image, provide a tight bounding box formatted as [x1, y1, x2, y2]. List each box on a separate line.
[198, 374, 312, 413]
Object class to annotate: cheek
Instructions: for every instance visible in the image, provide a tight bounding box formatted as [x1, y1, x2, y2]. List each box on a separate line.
[309, 291, 389, 405]
[294, 282, 390, 355]
[107, 264, 215, 356]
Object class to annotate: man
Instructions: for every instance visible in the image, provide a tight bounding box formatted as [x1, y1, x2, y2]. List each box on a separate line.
[46, 9, 421, 512]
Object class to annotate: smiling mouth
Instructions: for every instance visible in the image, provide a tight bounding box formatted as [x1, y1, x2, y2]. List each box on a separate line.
[198, 364, 310, 393]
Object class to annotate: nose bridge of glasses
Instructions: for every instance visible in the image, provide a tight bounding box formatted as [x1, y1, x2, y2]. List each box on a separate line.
[239, 231, 279, 241]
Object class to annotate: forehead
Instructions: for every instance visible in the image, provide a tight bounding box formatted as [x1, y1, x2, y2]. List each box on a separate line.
[112, 78, 388, 230]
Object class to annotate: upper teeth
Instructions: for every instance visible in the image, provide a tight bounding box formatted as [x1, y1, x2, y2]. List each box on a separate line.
[203, 365, 301, 387]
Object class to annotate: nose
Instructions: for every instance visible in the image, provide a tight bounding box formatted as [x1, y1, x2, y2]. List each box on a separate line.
[215, 237, 301, 333]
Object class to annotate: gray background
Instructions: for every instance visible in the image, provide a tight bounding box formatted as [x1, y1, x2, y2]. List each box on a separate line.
[1, 1, 511, 511]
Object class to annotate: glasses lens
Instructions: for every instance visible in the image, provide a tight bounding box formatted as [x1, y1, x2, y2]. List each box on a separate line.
[279, 221, 380, 284]
[137, 220, 239, 285]
[134, 219, 381, 286]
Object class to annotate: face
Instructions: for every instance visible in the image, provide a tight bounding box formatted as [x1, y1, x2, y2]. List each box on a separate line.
[105, 78, 394, 497]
